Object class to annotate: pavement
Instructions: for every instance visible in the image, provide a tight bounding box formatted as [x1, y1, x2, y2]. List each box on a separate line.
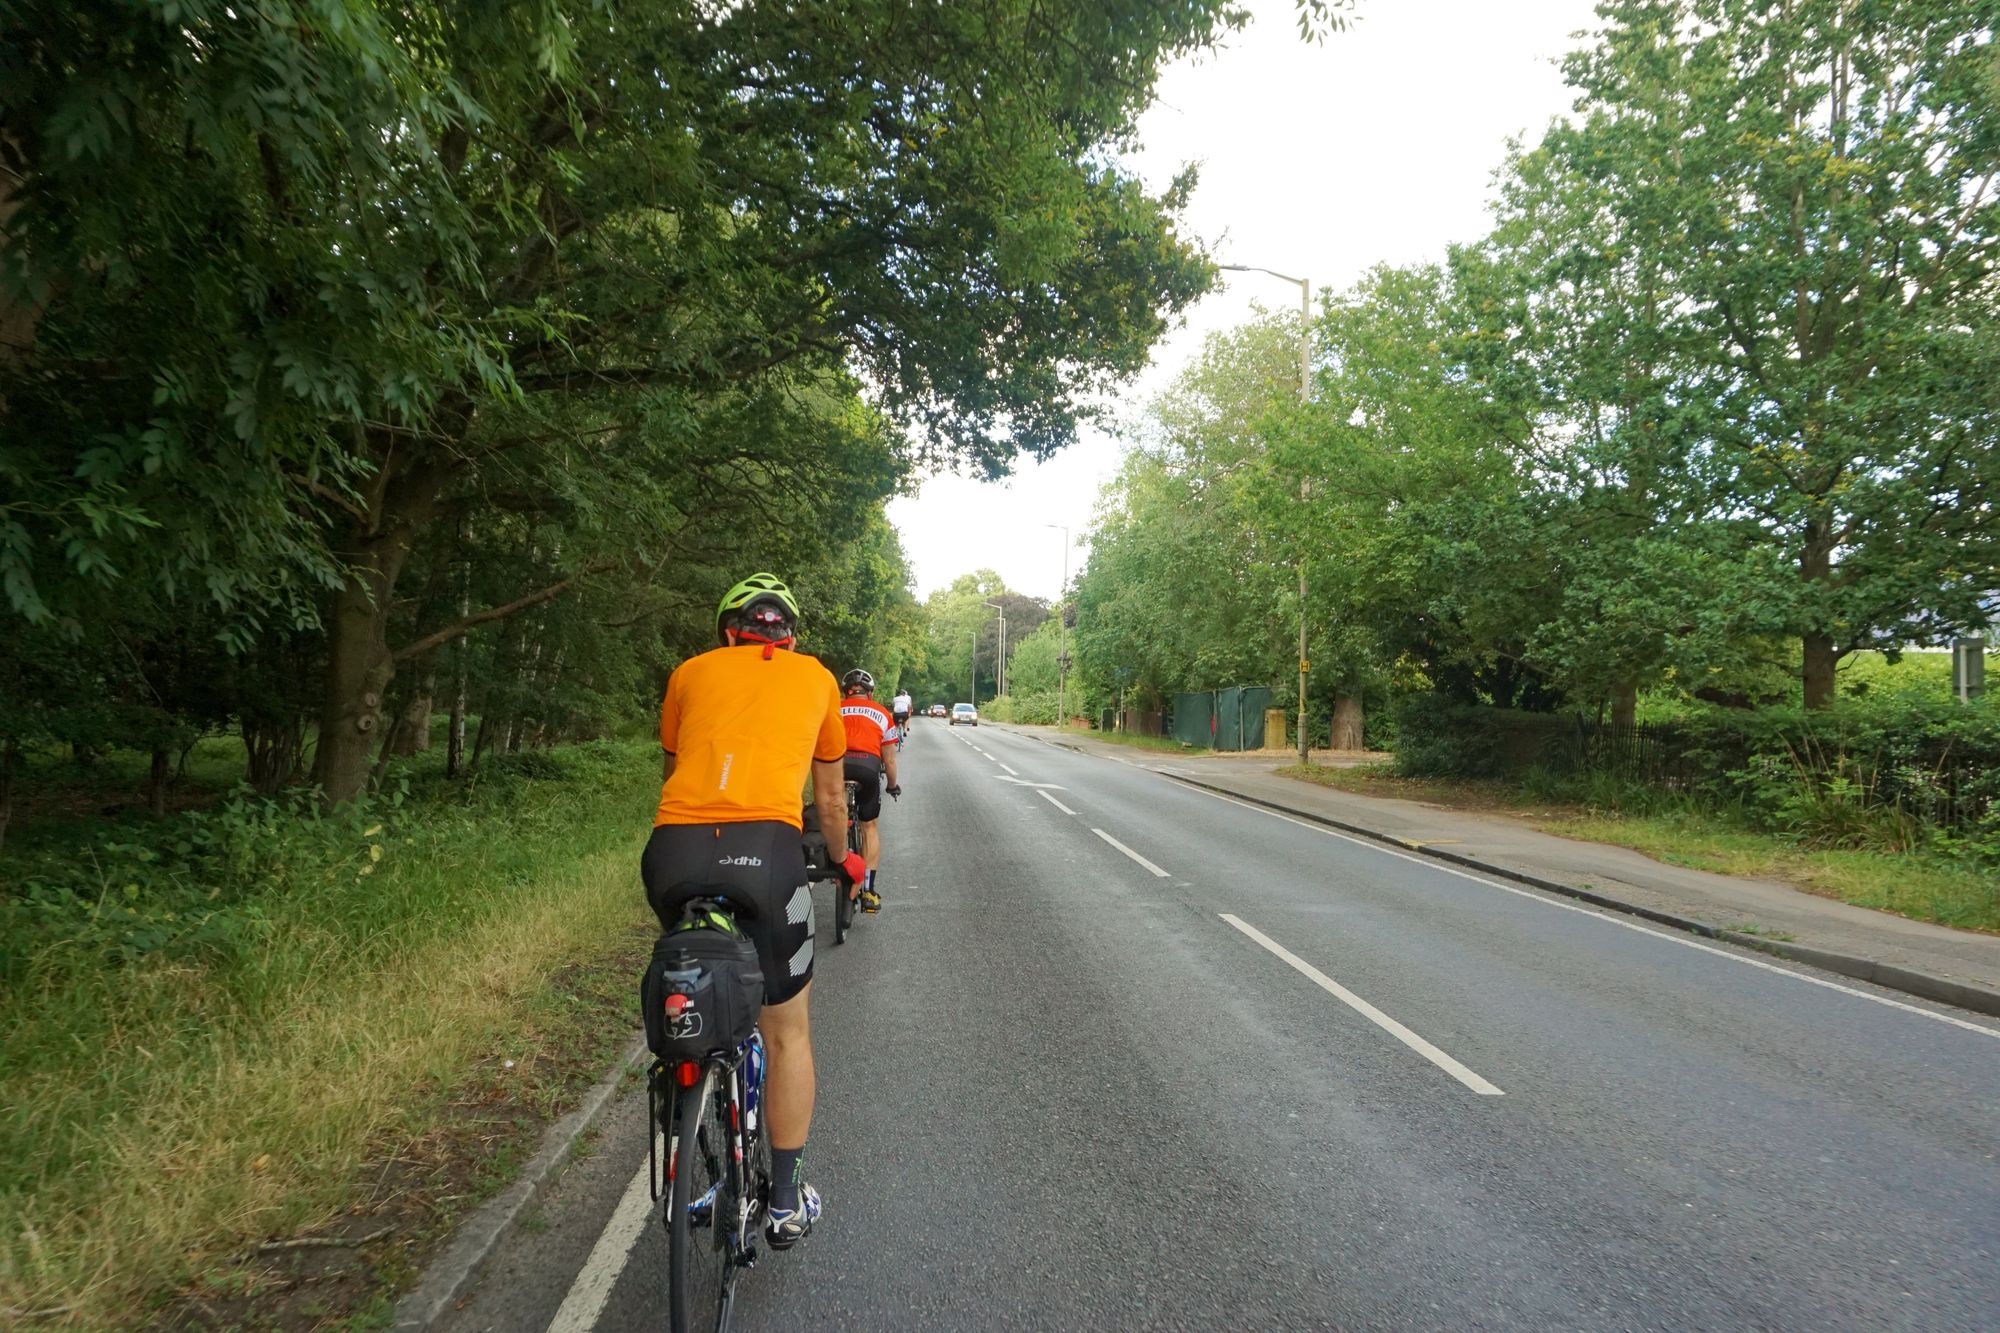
[418, 717, 2000, 1331]
[1013, 725, 2000, 1012]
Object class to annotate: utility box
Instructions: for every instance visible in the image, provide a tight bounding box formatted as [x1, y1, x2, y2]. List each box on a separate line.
[1265, 708, 1287, 752]
[1954, 638, 1986, 702]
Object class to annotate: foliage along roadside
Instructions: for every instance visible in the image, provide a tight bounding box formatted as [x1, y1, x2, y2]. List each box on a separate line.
[0, 739, 658, 1326]
[3, 0, 1242, 812]
[1065, 0, 1999, 738]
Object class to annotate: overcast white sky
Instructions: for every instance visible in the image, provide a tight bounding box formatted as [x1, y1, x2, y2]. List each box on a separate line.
[886, 0, 1606, 601]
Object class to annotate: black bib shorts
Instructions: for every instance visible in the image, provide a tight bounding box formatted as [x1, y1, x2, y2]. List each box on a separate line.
[843, 752, 884, 822]
[641, 820, 815, 1004]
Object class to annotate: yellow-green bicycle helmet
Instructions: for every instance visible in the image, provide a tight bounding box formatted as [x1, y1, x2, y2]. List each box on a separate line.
[715, 572, 802, 641]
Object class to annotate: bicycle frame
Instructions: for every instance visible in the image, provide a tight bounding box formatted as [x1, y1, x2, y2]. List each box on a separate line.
[649, 897, 771, 1330]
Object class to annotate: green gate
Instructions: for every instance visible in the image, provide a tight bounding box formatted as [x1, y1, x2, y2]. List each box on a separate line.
[1170, 686, 1273, 751]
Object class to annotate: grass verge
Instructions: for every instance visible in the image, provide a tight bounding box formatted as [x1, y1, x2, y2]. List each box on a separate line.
[1279, 762, 1999, 934]
[1053, 725, 1210, 756]
[0, 741, 658, 1328]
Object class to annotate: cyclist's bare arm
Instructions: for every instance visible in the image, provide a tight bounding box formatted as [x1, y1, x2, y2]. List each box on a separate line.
[883, 747, 899, 791]
[811, 758, 847, 849]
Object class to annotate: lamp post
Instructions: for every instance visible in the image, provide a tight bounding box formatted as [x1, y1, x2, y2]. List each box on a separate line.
[982, 599, 1006, 701]
[1045, 523, 1070, 726]
[968, 630, 977, 706]
[1218, 262, 1312, 765]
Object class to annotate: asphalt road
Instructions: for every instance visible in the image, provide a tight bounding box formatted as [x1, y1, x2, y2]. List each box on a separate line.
[435, 720, 2000, 1331]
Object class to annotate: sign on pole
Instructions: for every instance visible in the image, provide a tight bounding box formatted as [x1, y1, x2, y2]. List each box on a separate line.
[1953, 638, 1985, 703]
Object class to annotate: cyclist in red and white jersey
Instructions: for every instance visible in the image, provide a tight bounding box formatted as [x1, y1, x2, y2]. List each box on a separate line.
[839, 669, 900, 913]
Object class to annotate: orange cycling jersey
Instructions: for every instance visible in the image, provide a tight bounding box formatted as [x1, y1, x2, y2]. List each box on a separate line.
[840, 697, 899, 758]
[655, 645, 846, 828]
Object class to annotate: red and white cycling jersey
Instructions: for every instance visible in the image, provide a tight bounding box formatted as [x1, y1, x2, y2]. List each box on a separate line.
[840, 697, 900, 758]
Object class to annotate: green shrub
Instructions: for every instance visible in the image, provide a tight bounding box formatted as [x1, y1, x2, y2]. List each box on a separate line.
[978, 692, 1061, 725]
[1391, 694, 1505, 778]
[1389, 689, 2000, 865]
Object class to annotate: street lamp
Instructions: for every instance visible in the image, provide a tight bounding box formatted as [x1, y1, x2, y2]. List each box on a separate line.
[1044, 523, 1070, 727]
[1218, 262, 1313, 765]
[981, 599, 1006, 701]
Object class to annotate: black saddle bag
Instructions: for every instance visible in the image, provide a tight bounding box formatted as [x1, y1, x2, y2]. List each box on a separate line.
[640, 924, 764, 1059]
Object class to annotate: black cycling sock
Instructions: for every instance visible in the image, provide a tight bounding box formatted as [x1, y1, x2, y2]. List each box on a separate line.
[771, 1147, 804, 1211]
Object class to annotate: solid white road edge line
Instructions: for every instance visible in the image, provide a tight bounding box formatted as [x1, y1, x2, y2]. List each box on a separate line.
[1221, 913, 1506, 1096]
[1038, 789, 1078, 816]
[544, 1158, 655, 1333]
[1187, 785, 2000, 1042]
[1092, 828, 1170, 878]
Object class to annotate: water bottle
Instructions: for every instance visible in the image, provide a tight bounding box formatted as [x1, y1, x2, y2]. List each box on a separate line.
[743, 1030, 766, 1136]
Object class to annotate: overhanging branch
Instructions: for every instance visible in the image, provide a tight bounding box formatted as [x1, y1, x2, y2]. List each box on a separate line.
[391, 559, 619, 664]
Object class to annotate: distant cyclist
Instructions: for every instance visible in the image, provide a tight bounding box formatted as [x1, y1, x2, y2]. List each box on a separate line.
[891, 686, 914, 735]
[839, 669, 901, 913]
[640, 573, 865, 1250]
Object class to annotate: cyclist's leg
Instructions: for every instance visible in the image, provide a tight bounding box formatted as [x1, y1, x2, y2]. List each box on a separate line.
[760, 982, 814, 1162]
[723, 823, 820, 1237]
[843, 755, 883, 872]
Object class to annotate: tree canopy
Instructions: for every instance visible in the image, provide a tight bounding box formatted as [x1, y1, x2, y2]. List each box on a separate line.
[1069, 0, 1999, 732]
[2, 0, 1238, 810]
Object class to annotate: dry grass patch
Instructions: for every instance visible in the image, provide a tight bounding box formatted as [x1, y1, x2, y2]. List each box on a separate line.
[0, 744, 658, 1328]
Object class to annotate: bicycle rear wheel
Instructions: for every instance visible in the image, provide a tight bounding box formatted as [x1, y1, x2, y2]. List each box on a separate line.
[667, 1067, 732, 1332]
[835, 781, 861, 943]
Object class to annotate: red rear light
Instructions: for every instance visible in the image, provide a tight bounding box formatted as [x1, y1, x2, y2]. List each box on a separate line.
[677, 1060, 701, 1088]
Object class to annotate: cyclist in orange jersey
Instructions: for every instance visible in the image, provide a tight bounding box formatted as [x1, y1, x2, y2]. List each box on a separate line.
[640, 573, 863, 1250]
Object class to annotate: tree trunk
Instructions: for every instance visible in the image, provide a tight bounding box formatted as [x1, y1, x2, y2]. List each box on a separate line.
[1801, 519, 1838, 710]
[146, 746, 170, 816]
[446, 653, 469, 778]
[313, 567, 401, 806]
[309, 439, 456, 808]
[244, 715, 305, 795]
[1803, 632, 1838, 710]
[391, 680, 435, 756]
[445, 548, 471, 778]
[1610, 681, 1638, 729]
[1331, 695, 1365, 750]
[0, 736, 17, 854]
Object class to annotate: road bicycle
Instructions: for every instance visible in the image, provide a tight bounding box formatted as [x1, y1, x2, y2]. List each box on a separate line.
[796, 780, 860, 944]
[649, 897, 771, 1333]
[832, 779, 862, 944]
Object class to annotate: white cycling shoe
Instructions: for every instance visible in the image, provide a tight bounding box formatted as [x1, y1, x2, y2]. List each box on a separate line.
[764, 1182, 822, 1250]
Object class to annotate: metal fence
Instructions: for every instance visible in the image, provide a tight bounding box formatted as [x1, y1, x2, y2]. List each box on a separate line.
[1170, 686, 1274, 751]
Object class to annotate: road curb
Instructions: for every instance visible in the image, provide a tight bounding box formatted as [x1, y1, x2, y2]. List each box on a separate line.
[391, 1033, 649, 1331]
[1004, 729, 2000, 1023]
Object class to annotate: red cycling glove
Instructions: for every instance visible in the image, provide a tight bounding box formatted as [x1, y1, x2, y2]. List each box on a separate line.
[838, 851, 867, 886]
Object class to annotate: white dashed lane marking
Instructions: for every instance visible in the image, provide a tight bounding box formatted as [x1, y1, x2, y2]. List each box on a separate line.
[1182, 785, 2000, 1042]
[1092, 828, 1170, 878]
[1221, 913, 1506, 1097]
